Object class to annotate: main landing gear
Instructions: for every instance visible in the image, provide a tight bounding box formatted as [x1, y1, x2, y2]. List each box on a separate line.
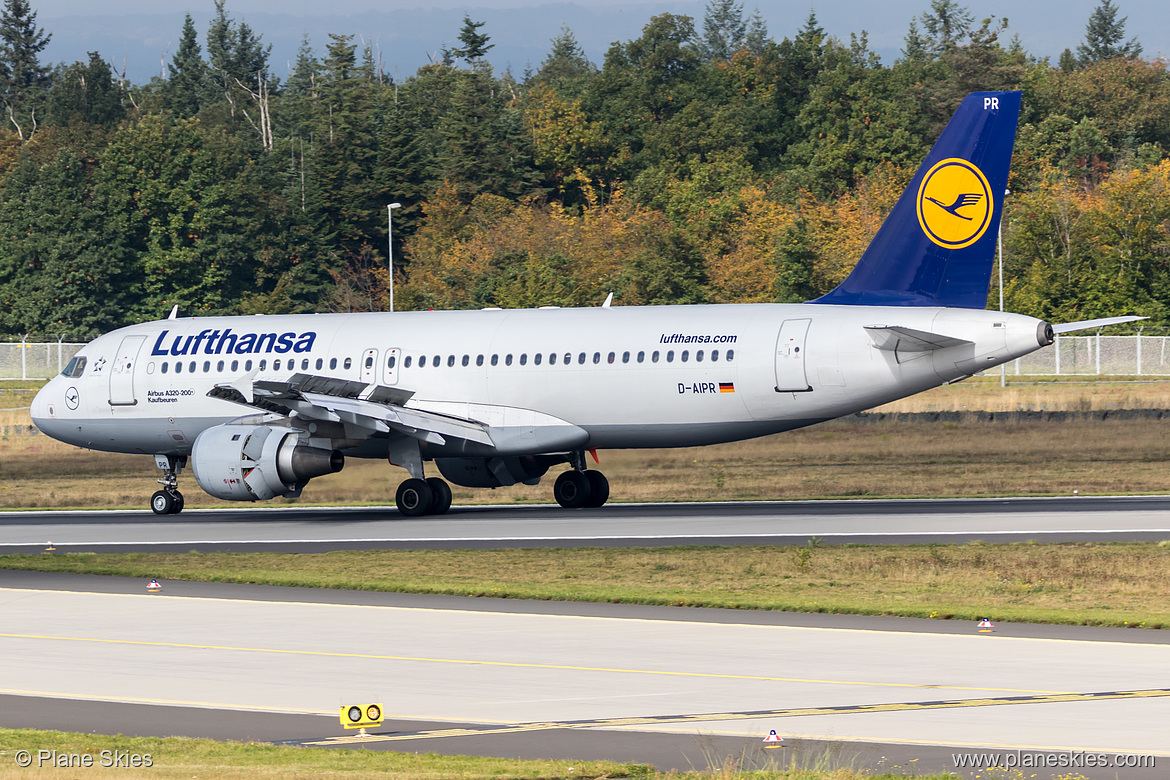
[394, 477, 453, 517]
[151, 454, 186, 515]
[553, 451, 609, 509]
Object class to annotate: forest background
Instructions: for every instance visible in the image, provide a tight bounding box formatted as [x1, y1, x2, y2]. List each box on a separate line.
[0, 0, 1164, 339]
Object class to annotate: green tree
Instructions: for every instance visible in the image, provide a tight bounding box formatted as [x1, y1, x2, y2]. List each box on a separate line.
[0, 0, 50, 139]
[451, 16, 494, 64]
[164, 14, 210, 118]
[0, 147, 138, 337]
[45, 52, 125, 128]
[1076, 0, 1141, 63]
[700, 0, 746, 63]
[533, 25, 595, 90]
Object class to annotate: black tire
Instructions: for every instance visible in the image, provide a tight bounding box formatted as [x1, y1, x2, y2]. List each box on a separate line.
[172, 491, 185, 514]
[584, 470, 610, 508]
[396, 478, 434, 517]
[426, 477, 452, 515]
[553, 470, 592, 509]
[150, 490, 175, 515]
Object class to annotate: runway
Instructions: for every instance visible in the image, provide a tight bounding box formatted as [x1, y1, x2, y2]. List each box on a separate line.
[3, 495, 1170, 554]
[0, 571, 1165, 778]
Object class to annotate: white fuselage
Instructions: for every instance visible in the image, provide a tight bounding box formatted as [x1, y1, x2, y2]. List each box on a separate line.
[31, 302, 1049, 459]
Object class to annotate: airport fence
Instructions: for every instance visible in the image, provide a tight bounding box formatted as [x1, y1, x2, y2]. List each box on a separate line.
[0, 334, 1170, 380]
[0, 341, 85, 380]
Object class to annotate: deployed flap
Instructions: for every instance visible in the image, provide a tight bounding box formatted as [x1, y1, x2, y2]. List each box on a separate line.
[865, 325, 973, 352]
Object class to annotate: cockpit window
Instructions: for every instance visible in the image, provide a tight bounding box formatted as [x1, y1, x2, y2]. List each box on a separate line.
[61, 356, 87, 378]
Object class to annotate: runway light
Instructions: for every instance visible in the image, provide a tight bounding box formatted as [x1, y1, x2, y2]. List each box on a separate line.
[978, 617, 995, 632]
[147, 579, 162, 592]
[763, 729, 784, 748]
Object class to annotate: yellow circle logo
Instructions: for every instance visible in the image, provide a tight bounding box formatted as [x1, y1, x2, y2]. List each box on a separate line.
[916, 158, 993, 250]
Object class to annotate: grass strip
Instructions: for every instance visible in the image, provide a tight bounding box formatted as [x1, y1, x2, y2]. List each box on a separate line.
[0, 728, 968, 779]
[5, 542, 1170, 628]
[0, 728, 646, 779]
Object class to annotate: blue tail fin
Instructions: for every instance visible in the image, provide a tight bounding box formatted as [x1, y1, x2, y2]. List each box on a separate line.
[812, 91, 1021, 308]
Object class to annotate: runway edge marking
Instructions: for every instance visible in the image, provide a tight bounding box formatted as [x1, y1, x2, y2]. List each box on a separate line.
[303, 688, 1170, 746]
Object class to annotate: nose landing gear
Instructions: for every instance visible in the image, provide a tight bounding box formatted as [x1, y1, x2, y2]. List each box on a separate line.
[151, 454, 186, 515]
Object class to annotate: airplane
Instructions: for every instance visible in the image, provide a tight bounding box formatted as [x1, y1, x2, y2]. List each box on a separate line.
[30, 91, 1140, 516]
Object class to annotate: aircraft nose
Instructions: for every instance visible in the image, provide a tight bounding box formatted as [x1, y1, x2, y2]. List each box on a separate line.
[30, 382, 52, 431]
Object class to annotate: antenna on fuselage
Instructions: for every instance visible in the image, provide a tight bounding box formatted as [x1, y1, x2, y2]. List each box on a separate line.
[167, 305, 179, 320]
[601, 292, 613, 308]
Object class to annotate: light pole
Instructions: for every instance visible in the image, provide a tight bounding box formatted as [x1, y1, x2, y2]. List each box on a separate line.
[387, 202, 401, 312]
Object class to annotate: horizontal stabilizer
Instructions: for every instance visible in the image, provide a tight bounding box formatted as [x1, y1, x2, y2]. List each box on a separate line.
[865, 325, 973, 352]
[1052, 315, 1146, 335]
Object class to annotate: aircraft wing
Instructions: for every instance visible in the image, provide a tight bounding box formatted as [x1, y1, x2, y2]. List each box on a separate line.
[208, 373, 494, 447]
[1052, 315, 1146, 334]
[864, 325, 974, 352]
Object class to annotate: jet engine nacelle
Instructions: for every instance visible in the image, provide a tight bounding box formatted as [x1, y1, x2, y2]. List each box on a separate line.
[435, 456, 551, 488]
[191, 424, 343, 501]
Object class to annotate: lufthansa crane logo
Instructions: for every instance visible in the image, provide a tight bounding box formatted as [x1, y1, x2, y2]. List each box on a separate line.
[916, 158, 993, 250]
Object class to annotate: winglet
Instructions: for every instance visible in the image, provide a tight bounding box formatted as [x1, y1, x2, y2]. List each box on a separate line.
[813, 91, 1021, 309]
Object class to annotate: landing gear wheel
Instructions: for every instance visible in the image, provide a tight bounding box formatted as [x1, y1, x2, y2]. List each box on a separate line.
[553, 470, 592, 509]
[426, 477, 452, 515]
[396, 478, 434, 517]
[150, 490, 176, 515]
[172, 491, 185, 514]
[583, 471, 609, 508]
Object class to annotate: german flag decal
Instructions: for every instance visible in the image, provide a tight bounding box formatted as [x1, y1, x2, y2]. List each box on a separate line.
[719, 382, 735, 393]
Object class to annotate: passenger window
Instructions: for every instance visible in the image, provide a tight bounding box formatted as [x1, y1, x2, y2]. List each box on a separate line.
[217, 360, 225, 371]
[534, 353, 542, 365]
[202, 361, 210, 372]
[727, 349, 735, 361]
[433, 355, 440, 367]
[274, 359, 282, 370]
[404, 356, 412, 368]
[447, 355, 455, 367]
[231, 360, 239, 371]
[388, 356, 396, 369]
[592, 352, 600, 364]
[491, 354, 499, 366]
[622, 351, 630, 363]
[549, 353, 557, 365]
[175, 362, 183, 374]
[316, 358, 324, 370]
[519, 353, 527, 366]
[666, 351, 674, 363]
[462, 355, 469, 367]
[696, 350, 704, 362]
[711, 350, 719, 362]
[652, 350, 660, 363]
[419, 356, 427, 368]
[161, 362, 169, 374]
[330, 357, 338, 370]
[248, 360, 255, 371]
[189, 361, 197, 373]
[637, 351, 645, 363]
[578, 352, 586, 364]
[476, 355, 484, 366]
[505, 354, 513, 366]
[607, 352, 615, 364]
[344, 357, 352, 369]
[300, 359, 307, 370]
[681, 350, 689, 362]
[365, 356, 374, 369]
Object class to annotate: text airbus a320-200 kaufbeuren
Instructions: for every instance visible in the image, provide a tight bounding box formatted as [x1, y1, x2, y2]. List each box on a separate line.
[32, 92, 1140, 517]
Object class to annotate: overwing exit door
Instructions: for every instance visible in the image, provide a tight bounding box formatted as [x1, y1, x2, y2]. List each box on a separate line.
[774, 318, 812, 393]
